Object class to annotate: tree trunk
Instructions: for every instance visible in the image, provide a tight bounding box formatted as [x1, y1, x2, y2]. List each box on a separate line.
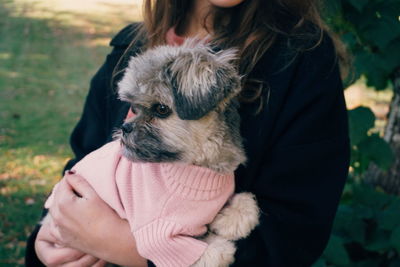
[364, 67, 400, 195]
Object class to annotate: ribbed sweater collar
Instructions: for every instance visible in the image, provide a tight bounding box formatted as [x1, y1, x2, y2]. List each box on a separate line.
[160, 163, 233, 200]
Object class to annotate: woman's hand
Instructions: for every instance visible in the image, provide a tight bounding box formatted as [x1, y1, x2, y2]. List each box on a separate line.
[35, 220, 106, 267]
[47, 173, 147, 267]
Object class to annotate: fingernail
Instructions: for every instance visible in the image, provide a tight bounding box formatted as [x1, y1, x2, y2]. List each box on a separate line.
[67, 170, 76, 174]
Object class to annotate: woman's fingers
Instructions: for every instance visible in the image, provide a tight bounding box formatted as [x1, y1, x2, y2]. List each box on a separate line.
[48, 181, 69, 224]
[54, 173, 84, 200]
[49, 174, 91, 224]
[92, 259, 107, 267]
[44, 172, 145, 265]
[51, 172, 93, 205]
[36, 227, 84, 267]
[65, 172, 96, 199]
[36, 222, 104, 267]
[61, 253, 102, 267]
[48, 217, 63, 243]
[44, 246, 84, 267]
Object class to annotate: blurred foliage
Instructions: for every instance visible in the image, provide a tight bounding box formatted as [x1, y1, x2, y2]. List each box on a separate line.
[315, 0, 400, 266]
[325, 0, 400, 90]
[349, 107, 394, 176]
[315, 182, 400, 267]
[325, 0, 399, 178]
[318, 107, 399, 266]
[322, 0, 399, 178]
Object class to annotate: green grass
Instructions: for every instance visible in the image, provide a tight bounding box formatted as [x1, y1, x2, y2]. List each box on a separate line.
[0, 0, 137, 264]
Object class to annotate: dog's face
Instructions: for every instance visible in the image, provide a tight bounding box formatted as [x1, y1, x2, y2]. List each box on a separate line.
[116, 41, 243, 167]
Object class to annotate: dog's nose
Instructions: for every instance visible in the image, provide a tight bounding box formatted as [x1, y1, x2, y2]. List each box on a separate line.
[121, 123, 133, 134]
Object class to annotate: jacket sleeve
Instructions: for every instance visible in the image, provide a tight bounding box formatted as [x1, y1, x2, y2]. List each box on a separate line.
[233, 34, 350, 266]
[24, 25, 136, 267]
[64, 39, 132, 170]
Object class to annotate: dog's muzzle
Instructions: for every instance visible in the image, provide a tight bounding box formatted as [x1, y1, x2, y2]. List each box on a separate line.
[121, 123, 133, 134]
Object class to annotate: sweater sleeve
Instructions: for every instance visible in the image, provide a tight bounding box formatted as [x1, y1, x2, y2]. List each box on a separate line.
[232, 33, 350, 266]
[134, 219, 208, 267]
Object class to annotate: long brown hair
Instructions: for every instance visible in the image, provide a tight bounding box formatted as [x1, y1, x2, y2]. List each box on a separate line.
[115, 0, 349, 111]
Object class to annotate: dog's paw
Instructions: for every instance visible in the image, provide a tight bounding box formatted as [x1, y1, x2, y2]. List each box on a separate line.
[191, 234, 236, 267]
[209, 192, 259, 241]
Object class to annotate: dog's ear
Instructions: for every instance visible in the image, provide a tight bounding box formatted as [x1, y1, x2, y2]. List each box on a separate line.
[166, 48, 241, 120]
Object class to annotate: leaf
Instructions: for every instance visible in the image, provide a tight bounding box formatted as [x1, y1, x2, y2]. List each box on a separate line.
[378, 199, 400, 230]
[323, 235, 350, 266]
[334, 205, 367, 243]
[24, 197, 35, 205]
[365, 68, 390, 90]
[324, 0, 342, 17]
[353, 204, 374, 220]
[342, 32, 358, 48]
[379, 210, 400, 230]
[353, 185, 392, 210]
[358, 134, 394, 171]
[363, 16, 400, 49]
[311, 258, 327, 267]
[347, 0, 369, 12]
[351, 259, 382, 267]
[353, 51, 390, 90]
[390, 259, 400, 267]
[343, 2, 375, 31]
[365, 229, 392, 252]
[381, 38, 400, 72]
[342, 1, 400, 90]
[348, 107, 375, 146]
[390, 226, 400, 254]
[353, 259, 383, 267]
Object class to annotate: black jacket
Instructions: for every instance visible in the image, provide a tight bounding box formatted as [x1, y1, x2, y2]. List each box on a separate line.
[26, 23, 350, 267]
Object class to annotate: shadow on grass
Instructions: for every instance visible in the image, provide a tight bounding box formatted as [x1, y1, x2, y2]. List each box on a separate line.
[0, 0, 137, 265]
[0, 0, 136, 153]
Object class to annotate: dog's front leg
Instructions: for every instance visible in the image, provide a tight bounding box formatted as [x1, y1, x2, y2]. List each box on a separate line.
[209, 192, 260, 241]
[191, 233, 236, 267]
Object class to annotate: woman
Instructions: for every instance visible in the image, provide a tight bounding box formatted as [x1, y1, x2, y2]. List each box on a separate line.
[26, 0, 350, 266]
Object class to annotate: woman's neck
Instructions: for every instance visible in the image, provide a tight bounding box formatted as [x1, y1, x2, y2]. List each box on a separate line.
[179, 0, 213, 38]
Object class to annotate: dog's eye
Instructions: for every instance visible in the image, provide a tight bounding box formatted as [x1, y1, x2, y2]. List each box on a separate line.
[152, 103, 171, 118]
[130, 105, 137, 114]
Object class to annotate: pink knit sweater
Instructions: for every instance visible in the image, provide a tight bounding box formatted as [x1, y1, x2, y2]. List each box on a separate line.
[46, 141, 235, 266]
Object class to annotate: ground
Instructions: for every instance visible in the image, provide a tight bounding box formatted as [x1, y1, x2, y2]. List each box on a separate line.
[0, 0, 140, 265]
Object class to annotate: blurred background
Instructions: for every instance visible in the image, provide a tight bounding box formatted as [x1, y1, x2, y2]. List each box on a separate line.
[0, 0, 399, 266]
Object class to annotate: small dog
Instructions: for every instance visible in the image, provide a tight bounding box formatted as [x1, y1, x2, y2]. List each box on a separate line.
[44, 40, 259, 267]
